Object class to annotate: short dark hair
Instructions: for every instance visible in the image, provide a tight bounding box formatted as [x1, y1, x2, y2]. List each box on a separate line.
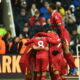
[49, 3, 56, 10]
[42, 25, 53, 32]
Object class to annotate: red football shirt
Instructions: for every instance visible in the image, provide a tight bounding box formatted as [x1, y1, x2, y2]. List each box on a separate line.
[50, 10, 64, 29]
[50, 11, 70, 44]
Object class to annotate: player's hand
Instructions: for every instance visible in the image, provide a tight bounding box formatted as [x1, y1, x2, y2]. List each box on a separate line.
[32, 45, 41, 50]
[61, 39, 66, 44]
[25, 68, 27, 75]
[61, 39, 69, 53]
[44, 47, 49, 51]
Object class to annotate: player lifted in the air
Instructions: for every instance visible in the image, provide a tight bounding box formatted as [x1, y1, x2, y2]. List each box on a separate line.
[46, 4, 77, 75]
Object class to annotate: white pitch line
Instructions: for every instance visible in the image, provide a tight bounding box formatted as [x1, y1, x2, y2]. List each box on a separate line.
[76, 44, 80, 80]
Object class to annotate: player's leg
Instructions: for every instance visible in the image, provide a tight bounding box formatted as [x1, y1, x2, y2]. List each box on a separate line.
[36, 72, 41, 80]
[24, 70, 32, 80]
[41, 56, 49, 80]
[52, 71, 62, 80]
[49, 66, 62, 80]
[35, 57, 41, 80]
[50, 54, 63, 80]
[59, 54, 67, 80]
[62, 29, 77, 75]
[41, 71, 47, 80]
[61, 75, 66, 80]
[63, 43, 77, 75]
[30, 54, 36, 80]
[24, 75, 32, 80]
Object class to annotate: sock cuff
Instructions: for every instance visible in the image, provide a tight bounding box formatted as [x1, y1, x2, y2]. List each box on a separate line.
[64, 52, 72, 57]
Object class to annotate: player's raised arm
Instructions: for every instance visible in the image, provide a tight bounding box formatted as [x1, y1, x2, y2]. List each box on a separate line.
[25, 38, 34, 46]
[47, 37, 61, 44]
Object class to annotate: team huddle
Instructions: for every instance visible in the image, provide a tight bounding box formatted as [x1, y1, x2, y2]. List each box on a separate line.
[19, 4, 77, 80]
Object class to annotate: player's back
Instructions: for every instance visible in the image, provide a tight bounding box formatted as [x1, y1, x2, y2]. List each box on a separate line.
[47, 32, 63, 54]
[51, 11, 64, 29]
[33, 36, 49, 58]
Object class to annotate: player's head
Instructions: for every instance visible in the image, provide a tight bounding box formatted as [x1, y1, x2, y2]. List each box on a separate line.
[42, 25, 53, 33]
[29, 25, 43, 38]
[49, 3, 56, 10]
[35, 26, 43, 33]
[47, 3, 56, 13]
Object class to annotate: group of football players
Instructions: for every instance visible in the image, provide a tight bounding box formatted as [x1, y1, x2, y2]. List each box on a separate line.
[19, 4, 77, 80]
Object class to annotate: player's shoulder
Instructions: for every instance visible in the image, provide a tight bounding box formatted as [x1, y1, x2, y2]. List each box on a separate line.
[35, 37, 40, 39]
[54, 11, 61, 17]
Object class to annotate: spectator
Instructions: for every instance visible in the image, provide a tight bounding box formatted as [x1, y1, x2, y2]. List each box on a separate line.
[14, 9, 29, 36]
[29, 11, 44, 26]
[0, 25, 7, 37]
[39, 2, 51, 19]
[70, 29, 80, 55]
[20, 0, 29, 11]
[22, 26, 29, 39]
[64, 10, 77, 33]
[30, 3, 38, 16]
[56, 1, 66, 17]
[3, 32, 12, 54]
[0, 36, 6, 54]
[18, 34, 28, 54]
[72, 0, 80, 7]
[74, 6, 80, 25]
[46, 18, 52, 27]
[10, 37, 20, 55]
[30, 0, 43, 8]
[69, 4, 75, 14]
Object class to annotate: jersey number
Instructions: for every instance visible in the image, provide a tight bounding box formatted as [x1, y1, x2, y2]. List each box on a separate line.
[38, 41, 44, 48]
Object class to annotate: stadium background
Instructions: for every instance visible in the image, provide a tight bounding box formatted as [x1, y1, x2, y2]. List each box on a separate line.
[0, 0, 80, 80]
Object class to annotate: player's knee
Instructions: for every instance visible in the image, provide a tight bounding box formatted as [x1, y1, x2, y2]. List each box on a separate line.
[37, 72, 41, 76]
[42, 71, 47, 76]
[53, 70, 60, 74]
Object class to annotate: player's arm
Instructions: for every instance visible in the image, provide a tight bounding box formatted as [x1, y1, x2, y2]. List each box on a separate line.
[24, 43, 34, 54]
[35, 32, 48, 37]
[47, 37, 61, 44]
[32, 45, 49, 51]
[54, 15, 65, 35]
[25, 38, 34, 46]
[55, 15, 63, 27]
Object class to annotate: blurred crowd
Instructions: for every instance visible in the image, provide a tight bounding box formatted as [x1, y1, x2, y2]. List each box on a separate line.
[0, 0, 80, 55]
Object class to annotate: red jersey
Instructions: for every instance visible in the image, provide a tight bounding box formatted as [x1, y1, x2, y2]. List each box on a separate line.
[50, 11, 64, 29]
[50, 11, 70, 44]
[34, 32, 62, 55]
[33, 32, 64, 72]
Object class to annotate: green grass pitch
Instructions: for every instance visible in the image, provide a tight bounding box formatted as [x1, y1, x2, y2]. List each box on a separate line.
[0, 79, 79, 80]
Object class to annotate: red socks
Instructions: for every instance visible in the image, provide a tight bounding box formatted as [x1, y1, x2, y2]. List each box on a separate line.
[36, 76, 41, 80]
[53, 74, 62, 80]
[62, 78, 66, 80]
[41, 76, 46, 80]
[64, 52, 76, 68]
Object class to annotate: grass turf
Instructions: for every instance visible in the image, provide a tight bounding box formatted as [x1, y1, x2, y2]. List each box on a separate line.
[0, 79, 79, 80]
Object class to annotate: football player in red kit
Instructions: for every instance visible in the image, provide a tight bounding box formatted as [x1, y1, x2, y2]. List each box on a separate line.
[35, 27, 67, 80]
[25, 26, 62, 80]
[25, 35, 61, 80]
[20, 43, 34, 80]
[20, 40, 49, 80]
[46, 4, 77, 75]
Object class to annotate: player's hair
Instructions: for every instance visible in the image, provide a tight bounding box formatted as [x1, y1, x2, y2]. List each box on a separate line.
[28, 25, 43, 38]
[42, 25, 53, 32]
[49, 3, 56, 10]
